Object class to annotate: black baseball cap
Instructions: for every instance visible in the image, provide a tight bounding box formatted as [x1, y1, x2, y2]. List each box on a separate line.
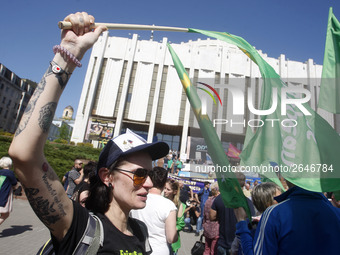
[97, 129, 169, 172]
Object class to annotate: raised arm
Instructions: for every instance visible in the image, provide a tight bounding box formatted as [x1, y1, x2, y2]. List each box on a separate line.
[8, 12, 106, 241]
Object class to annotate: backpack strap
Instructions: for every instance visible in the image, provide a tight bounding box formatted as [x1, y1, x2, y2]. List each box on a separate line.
[37, 238, 54, 255]
[72, 213, 104, 255]
[85, 214, 104, 255]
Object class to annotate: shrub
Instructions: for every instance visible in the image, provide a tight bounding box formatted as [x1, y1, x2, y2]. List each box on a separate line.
[77, 142, 94, 148]
[0, 135, 101, 180]
[53, 138, 69, 144]
[0, 130, 14, 137]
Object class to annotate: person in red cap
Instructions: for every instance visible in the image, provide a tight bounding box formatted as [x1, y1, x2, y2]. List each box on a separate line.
[9, 12, 169, 254]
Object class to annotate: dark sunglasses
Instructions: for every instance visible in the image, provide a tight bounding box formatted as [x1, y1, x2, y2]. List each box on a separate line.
[114, 168, 149, 187]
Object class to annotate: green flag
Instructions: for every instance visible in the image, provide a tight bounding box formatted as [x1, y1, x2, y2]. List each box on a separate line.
[319, 7, 340, 113]
[167, 44, 252, 218]
[187, 28, 340, 192]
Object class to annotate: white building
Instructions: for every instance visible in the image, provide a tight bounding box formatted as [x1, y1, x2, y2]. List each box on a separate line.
[71, 32, 334, 161]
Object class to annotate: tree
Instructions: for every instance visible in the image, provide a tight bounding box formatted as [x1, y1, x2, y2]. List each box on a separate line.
[58, 123, 71, 141]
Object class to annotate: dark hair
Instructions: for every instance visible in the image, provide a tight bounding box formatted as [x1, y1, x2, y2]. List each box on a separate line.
[83, 161, 97, 180]
[149, 167, 168, 189]
[235, 172, 246, 187]
[86, 157, 126, 214]
[327, 192, 333, 199]
[72, 182, 90, 204]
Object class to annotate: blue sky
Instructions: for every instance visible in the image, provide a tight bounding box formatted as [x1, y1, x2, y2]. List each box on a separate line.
[1, 0, 339, 118]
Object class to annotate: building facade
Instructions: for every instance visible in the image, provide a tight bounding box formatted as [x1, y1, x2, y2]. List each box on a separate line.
[71, 32, 334, 161]
[0, 63, 36, 133]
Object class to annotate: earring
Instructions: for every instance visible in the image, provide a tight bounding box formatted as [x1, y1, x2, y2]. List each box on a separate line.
[109, 183, 113, 189]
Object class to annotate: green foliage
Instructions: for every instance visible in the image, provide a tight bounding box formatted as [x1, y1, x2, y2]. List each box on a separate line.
[54, 138, 69, 144]
[76, 142, 94, 148]
[0, 136, 12, 158]
[0, 135, 101, 180]
[58, 124, 71, 141]
[0, 130, 14, 137]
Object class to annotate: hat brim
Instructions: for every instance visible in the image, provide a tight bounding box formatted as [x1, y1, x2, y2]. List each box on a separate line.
[120, 141, 169, 161]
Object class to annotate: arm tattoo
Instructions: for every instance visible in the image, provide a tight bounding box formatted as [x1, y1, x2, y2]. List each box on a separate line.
[24, 169, 66, 231]
[25, 187, 60, 231]
[15, 62, 69, 136]
[38, 102, 57, 133]
[15, 66, 53, 137]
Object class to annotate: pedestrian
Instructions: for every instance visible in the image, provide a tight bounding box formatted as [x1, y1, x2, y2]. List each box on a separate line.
[210, 172, 255, 255]
[66, 159, 84, 198]
[61, 171, 69, 191]
[163, 179, 187, 254]
[175, 157, 183, 175]
[167, 156, 174, 174]
[233, 182, 282, 255]
[72, 182, 90, 207]
[234, 181, 340, 255]
[164, 155, 169, 169]
[203, 182, 220, 255]
[196, 181, 211, 236]
[179, 180, 194, 204]
[71, 161, 96, 203]
[9, 12, 169, 254]
[243, 182, 251, 198]
[173, 156, 178, 174]
[131, 167, 178, 254]
[0, 157, 19, 225]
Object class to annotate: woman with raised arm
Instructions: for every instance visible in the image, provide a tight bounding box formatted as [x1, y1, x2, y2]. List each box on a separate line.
[9, 12, 169, 254]
[163, 179, 186, 254]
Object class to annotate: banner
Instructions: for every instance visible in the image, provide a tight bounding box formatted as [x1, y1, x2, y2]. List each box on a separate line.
[86, 118, 115, 143]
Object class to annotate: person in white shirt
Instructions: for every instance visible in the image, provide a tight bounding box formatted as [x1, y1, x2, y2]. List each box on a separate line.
[131, 167, 178, 254]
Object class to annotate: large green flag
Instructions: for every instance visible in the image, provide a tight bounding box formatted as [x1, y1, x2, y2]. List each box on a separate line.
[319, 7, 340, 113]
[167, 44, 252, 218]
[185, 28, 340, 192]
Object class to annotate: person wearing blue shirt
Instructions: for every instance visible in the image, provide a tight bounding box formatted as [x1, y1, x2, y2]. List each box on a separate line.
[0, 157, 18, 225]
[195, 182, 211, 236]
[235, 182, 340, 255]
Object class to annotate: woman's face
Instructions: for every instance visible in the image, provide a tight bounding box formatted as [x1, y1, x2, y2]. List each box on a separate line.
[163, 182, 176, 200]
[272, 189, 282, 206]
[111, 152, 153, 212]
[79, 190, 89, 208]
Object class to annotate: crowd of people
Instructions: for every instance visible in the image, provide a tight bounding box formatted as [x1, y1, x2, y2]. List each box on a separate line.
[3, 11, 340, 255]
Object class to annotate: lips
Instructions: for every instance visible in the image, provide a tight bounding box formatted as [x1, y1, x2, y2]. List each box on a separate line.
[137, 192, 148, 202]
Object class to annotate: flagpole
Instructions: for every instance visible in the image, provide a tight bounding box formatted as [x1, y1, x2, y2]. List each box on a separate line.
[58, 21, 189, 32]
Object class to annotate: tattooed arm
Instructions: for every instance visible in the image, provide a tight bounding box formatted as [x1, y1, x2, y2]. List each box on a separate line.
[8, 12, 106, 241]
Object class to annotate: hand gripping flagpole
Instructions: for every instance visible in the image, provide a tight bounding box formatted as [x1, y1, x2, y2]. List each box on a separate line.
[58, 21, 189, 32]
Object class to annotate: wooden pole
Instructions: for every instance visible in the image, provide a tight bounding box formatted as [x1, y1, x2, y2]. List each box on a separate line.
[58, 21, 189, 32]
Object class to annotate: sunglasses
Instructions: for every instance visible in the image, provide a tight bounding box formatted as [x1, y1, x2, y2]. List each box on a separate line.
[115, 168, 149, 187]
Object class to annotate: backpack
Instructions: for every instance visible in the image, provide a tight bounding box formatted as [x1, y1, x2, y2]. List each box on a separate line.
[37, 213, 104, 255]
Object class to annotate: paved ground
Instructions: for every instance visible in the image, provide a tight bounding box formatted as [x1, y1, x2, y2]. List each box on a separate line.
[0, 198, 202, 254]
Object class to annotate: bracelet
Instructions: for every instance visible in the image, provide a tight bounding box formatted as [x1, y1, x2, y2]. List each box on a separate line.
[53, 45, 82, 67]
[50, 61, 72, 75]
